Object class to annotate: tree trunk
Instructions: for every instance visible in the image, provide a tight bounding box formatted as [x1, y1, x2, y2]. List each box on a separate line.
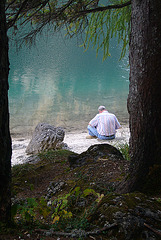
[0, 0, 12, 223]
[127, 0, 161, 192]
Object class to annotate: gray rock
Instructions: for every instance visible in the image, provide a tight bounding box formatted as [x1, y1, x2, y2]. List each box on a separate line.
[26, 123, 65, 154]
[46, 181, 66, 200]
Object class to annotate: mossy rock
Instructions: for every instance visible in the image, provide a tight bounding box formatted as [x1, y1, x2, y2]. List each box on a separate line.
[68, 144, 124, 168]
[89, 192, 161, 239]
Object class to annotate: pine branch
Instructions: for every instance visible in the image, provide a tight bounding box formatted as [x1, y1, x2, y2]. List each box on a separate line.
[5, 0, 17, 11]
[20, 0, 50, 26]
[7, 0, 50, 29]
[7, 0, 29, 29]
[74, 1, 131, 16]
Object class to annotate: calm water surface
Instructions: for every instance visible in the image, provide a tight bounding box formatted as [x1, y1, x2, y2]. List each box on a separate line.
[9, 32, 129, 136]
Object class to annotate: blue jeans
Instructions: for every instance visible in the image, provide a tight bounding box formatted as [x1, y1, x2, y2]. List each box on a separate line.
[87, 125, 115, 140]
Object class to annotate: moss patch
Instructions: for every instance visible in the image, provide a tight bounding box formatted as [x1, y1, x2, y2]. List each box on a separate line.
[12, 149, 74, 197]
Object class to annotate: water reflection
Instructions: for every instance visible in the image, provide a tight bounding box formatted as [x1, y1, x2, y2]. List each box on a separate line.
[9, 32, 129, 136]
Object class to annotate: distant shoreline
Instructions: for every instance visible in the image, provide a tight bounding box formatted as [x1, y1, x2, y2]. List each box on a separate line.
[11, 124, 130, 166]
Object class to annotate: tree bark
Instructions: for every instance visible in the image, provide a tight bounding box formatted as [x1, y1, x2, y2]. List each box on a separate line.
[0, 0, 12, 223]
[127, 0, 161, 192]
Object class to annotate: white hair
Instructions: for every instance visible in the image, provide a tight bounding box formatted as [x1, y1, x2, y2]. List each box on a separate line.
[98, 105, 106, 111]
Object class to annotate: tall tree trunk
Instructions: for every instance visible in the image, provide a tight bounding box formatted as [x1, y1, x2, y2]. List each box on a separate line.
[0, 0, 12, 223]
[127, 0, 161, 192]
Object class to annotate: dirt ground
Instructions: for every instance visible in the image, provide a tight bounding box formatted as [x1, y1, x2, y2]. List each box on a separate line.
[1, 149, 130, 240]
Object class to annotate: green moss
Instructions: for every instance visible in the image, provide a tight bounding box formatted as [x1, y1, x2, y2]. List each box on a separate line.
[11, 149, 73, 195]
[38, 149, 74, 162]
[12, 163, 37, 195]
[90, 192, 151, 226]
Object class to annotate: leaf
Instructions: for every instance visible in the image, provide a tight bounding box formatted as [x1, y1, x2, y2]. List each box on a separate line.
[52, 215, 60, 224]
[96, 193, 104, 203]
[27, 198, 38, 208]
[81, 2, 131, 60]
[68, 211, 72, 218]
[83, 188, 97, 197]
[71, 187, 80, 197]
[62, 210, 73, 219]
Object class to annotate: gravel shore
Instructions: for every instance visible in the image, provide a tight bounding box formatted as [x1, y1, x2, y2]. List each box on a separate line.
[11, 124, 130, 166]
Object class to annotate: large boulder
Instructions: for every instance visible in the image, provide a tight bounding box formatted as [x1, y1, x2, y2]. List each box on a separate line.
[26, 123, 65, 154]
[68, 143, 124, 168]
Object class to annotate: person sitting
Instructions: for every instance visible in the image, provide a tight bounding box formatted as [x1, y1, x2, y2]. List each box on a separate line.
[86, 105, 121, 140]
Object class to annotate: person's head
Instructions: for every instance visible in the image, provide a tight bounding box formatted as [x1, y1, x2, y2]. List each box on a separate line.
[98, 105, 106, 113]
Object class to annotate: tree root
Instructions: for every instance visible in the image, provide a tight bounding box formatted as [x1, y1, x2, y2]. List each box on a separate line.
[144, 223, 161, 237]
[36, 223, 117, 238]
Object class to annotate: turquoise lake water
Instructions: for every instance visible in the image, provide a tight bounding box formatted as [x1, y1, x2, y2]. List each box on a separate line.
[9, 31, 129, 136]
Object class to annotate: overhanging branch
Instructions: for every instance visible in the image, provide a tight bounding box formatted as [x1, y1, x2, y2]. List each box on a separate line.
[7, 0, 50, 29]
[76, 0, 131, 15]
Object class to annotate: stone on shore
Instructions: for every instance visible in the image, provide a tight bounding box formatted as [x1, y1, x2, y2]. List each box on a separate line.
[26, 123, 66, 154]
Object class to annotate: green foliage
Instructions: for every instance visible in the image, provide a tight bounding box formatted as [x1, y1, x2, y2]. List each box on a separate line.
[83, 188, 97, 197]
[11, 197, 51, 224]
[156, 198, 161, 203]
[51, 186, 104, 230]
[51, 192, 73, 224]
[67, 0, 131, 60]
[12, 198, 38, 224]
[37, 196, 51, 219]
[117, 143, 130, 161]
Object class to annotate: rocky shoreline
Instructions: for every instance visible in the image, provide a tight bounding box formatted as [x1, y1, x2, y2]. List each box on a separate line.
[11, 124, 130, 166]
